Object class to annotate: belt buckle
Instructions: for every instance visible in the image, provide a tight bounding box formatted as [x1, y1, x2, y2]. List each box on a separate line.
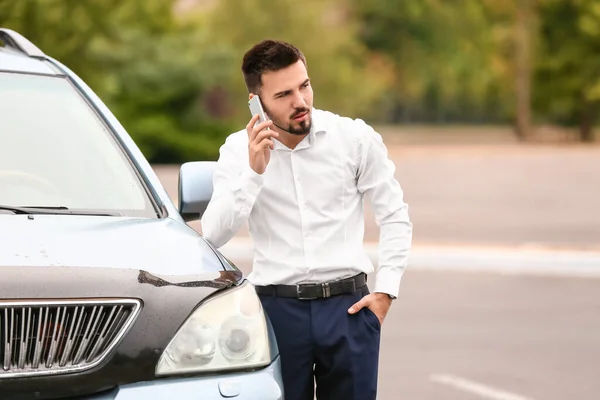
[321, 282, 331, 298]
[296, 284, 317, 300]
[296, 283, 331, 300]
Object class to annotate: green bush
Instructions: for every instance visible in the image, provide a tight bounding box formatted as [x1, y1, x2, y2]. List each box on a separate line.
[120, 113, 237, 164]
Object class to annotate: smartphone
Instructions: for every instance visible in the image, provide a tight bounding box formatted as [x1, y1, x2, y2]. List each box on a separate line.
[248, 96, 269, 128]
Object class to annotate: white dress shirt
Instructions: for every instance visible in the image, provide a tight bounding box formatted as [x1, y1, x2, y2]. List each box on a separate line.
[201, 108, 412, 298]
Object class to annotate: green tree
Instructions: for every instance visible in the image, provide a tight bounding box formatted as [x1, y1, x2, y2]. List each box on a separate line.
[477, 0, 537, 139]
[534, 0, 600, 142]
[351, 0, 514, 124]
[0, 0, 238, 162]
[188, 0, 395, 123]
[90, 26, 239, 162]
[0, 0, 126, 90]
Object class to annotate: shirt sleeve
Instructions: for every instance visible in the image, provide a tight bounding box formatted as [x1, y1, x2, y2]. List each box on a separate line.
[200, 135, 263, 248]
[355, 121, 413, 298]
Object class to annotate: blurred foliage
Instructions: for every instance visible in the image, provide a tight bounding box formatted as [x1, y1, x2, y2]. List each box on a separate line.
[534, 0, 600, 141]
[192, 0, 396, 120]
[0, 0, 598, 164]
[351, 0, 515, 124]
[0, 0, 236, 162]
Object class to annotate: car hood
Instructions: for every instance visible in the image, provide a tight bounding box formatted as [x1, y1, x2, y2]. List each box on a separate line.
[0, 214, 227, 276]
[0, 215, 248, 398]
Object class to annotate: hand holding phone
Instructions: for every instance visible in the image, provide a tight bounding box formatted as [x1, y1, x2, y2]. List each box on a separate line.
[246, 96, 278, 175]
[248, 95, 269, 128]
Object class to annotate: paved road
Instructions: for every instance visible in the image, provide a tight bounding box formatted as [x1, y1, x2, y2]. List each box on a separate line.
[385, 144, 600, 250]
[375, 269, 600, 400]
[152, 143, 600, 399]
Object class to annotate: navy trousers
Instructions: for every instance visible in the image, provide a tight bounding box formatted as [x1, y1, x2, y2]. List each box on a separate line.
[258, 285, 381, 400]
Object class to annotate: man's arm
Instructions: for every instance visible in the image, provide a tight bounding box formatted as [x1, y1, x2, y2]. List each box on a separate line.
[347, 120, 412, 323]
[200, 136, 263, 248]
[355, 121, 413, 298]
[201, 116, 276, 248]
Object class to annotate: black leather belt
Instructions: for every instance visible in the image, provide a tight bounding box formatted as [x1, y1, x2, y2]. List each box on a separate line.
[254, 273, 367, 300]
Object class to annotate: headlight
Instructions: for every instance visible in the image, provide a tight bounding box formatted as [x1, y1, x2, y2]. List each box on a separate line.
[156, 281, 271, 375]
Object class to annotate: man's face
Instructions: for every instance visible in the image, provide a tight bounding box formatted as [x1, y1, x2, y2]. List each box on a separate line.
[255, 60, 313, 136]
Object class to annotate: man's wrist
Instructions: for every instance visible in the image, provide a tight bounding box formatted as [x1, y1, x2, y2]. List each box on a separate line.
[374, 292, 396, 301]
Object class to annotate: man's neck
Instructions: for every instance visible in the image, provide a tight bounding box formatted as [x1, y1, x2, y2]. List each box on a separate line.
[273, 127, 308, 150]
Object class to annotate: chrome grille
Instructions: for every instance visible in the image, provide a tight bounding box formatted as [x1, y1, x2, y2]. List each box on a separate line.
[0, 299, 141, 378]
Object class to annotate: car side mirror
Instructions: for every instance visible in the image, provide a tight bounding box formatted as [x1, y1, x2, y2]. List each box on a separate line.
[178, 161, 216, 222]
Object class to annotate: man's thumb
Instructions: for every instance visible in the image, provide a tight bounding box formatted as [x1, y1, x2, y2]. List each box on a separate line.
[348, 298, 366, 314]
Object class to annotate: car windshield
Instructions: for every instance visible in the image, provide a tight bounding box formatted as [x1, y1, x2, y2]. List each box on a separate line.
[0, 72, 157, 217]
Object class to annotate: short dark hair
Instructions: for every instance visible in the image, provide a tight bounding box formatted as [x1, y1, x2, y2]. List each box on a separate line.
[241, 40, 307, 94]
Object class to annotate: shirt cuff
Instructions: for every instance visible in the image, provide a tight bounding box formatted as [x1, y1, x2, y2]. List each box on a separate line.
[373, 268, 403, 299]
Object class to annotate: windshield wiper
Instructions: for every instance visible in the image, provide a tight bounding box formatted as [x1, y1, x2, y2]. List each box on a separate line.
[0, 205, 120, 216]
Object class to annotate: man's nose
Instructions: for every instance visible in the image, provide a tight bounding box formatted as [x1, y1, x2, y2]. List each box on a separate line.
[292, 91, 307, 109]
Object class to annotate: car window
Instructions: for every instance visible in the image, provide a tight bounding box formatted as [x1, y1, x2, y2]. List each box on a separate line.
[0, 72, 157, 217]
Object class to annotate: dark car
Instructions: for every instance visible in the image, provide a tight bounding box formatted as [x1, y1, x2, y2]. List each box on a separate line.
[0, 28, 283, 399]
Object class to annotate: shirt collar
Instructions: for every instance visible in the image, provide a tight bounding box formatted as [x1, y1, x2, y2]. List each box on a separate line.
[273, 108, 326, 151]
[309, 108, 327, 135]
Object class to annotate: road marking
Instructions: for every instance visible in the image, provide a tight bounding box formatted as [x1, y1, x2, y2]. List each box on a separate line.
[218, 238, 600, 278]
[430, 374, 537, 400]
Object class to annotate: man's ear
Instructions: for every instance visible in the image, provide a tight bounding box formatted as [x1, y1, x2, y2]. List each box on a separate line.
[248, 93, 255, 100]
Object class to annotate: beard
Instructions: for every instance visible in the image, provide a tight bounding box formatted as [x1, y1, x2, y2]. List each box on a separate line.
[264, 105, 312, 136]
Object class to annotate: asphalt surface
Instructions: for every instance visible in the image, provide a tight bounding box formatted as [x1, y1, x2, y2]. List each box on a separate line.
[153, 142, 600, 399]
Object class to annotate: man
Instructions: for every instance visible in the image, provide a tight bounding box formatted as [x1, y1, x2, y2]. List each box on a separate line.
[201, 40, 412, 400]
